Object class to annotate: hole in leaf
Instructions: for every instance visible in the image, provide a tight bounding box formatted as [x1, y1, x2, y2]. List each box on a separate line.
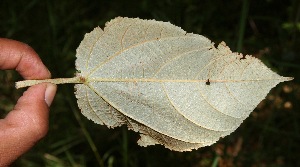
[240, 55, 246, 60]
[206, 79, 210, 85]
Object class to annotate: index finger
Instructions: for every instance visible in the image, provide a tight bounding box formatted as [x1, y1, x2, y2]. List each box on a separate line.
[0, 38, 51, 79]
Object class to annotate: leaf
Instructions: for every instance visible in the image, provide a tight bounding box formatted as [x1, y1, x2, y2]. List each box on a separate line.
[16, 17, 293, 151]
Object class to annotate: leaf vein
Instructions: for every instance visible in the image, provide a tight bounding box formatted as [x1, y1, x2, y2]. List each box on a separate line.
[86, 36, 200, 78]
[161, 83, 228, 132]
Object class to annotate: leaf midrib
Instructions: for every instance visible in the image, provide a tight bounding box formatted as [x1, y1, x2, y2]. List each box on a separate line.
[86, 77, 291, 83]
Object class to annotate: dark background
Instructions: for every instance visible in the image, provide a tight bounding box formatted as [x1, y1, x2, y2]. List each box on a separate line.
[1, 0, 299, 166]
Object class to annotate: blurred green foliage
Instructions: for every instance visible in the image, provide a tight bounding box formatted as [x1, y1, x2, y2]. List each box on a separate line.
[0, 0, 299, 166]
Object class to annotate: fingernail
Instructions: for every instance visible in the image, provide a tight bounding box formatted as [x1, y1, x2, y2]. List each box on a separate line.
[45, 83, 57, 107]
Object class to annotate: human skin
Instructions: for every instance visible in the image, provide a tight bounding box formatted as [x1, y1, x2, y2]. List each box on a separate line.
[0, 38, 57, 167]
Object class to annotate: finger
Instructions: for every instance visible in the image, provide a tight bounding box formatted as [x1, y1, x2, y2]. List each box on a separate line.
[0, 38, 56, 166]
[0, 83, 57, 166]
[0, 38, 50, 79]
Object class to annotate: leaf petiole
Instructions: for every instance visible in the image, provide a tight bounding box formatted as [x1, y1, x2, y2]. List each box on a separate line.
[15, 77, 83, 89]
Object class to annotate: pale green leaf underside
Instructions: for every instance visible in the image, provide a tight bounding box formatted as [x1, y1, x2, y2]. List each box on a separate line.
[73, 17, 291, 151]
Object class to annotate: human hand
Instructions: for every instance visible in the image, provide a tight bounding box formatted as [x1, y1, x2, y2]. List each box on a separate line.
[0, 38, 57, 167]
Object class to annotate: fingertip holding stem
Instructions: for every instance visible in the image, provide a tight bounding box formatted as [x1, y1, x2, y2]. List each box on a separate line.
[44, 83, 57, 107]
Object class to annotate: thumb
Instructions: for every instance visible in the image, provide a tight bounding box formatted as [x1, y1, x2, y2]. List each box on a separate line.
[0, 83, 56, 166]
